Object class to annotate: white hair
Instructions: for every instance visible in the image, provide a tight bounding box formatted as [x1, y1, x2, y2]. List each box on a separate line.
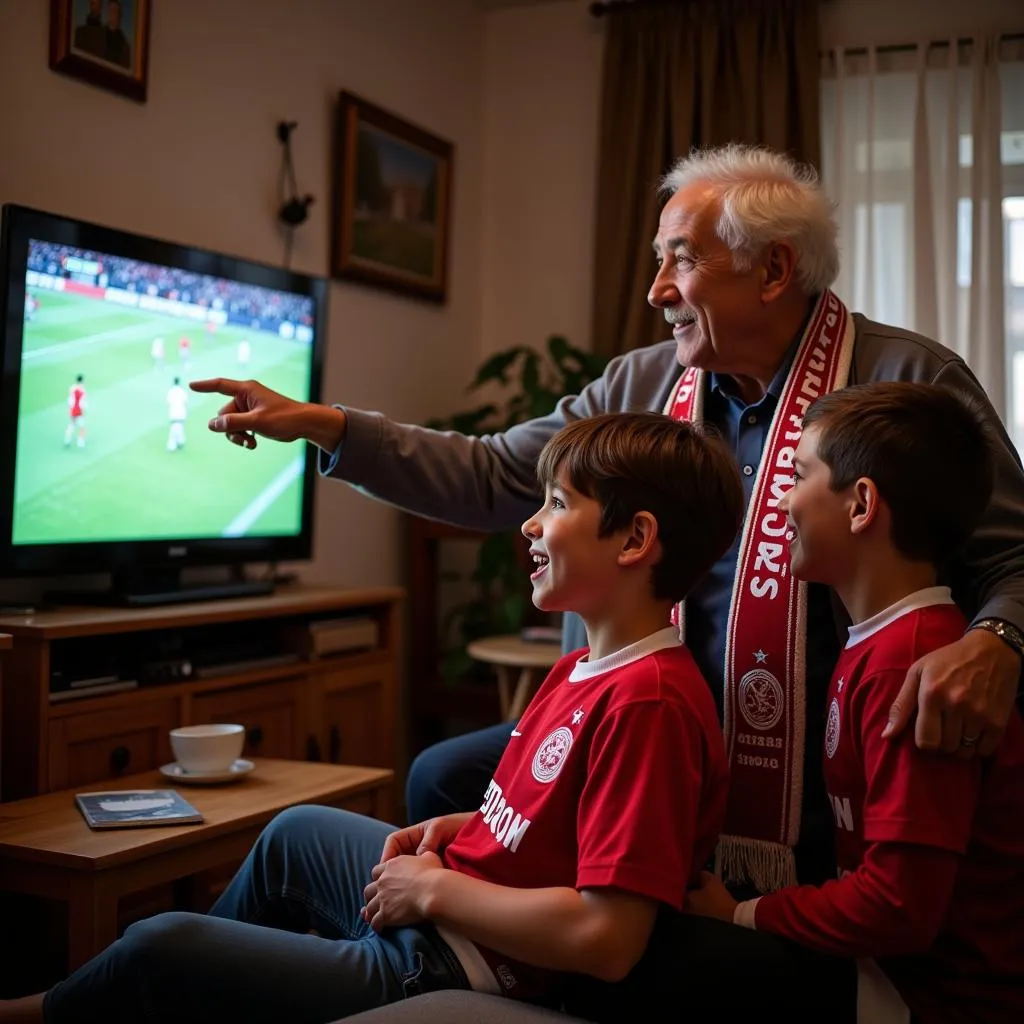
[659, 144, 839, 294]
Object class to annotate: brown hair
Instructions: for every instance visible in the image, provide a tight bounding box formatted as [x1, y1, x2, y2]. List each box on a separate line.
[802, 382, 995, 563]
[536, 412, 745, 603]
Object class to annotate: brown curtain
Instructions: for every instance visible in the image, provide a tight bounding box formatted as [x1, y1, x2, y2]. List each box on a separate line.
[590, 0, 821, 360]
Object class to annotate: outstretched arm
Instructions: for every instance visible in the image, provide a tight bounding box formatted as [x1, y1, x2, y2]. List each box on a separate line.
[191, 342, 681, 532]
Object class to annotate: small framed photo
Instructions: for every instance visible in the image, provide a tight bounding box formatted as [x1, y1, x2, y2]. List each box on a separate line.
[331, 91, 454, 303]
[49, 0, 152, 103]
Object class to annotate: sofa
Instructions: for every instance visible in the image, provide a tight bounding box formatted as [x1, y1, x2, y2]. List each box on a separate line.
[345, 992, 581, 1024]
[338, 910, 857, 1024]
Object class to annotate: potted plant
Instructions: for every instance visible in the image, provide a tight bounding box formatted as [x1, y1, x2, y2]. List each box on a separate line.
[425, 335, 608, 679]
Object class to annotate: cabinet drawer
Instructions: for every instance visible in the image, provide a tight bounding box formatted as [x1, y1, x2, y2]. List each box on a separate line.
[48, 700, 178, 791]
[191, 680, 299, 761]
[322, 679, 387, 769]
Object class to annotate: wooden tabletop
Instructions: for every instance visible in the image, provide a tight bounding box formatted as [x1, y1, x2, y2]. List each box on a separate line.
[0, 759, 393, 871]
[0, 633, 10, 650]
[467, 634, 562, 669]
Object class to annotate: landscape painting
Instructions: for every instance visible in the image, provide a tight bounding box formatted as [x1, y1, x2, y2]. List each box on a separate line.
[331, 92, 453, 303]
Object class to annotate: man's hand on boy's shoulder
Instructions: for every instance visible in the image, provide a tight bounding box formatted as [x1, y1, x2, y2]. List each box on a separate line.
[683, 871, 738, 923]
[361, 851, 445, 933]
[883, 628, 1020, 758]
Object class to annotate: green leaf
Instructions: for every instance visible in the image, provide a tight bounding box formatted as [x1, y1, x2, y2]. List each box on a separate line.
[441, 648, 475, 681]
[529, 388, 561, 419]
[521, 351, 540, 394]
[500, 592, 528, 632]
[469, 349, 527, 390]
[474, 531, 515, 583]
[547, 334, 571, 366]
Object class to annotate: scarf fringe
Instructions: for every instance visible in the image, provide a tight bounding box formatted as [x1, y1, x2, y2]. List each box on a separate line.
[715, 834, 798, 894]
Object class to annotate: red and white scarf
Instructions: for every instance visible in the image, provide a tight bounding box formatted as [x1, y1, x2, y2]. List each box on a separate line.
[664, 289, 855, 892]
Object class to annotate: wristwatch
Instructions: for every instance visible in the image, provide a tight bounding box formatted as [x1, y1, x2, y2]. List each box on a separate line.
[969, 618, 1024, 660]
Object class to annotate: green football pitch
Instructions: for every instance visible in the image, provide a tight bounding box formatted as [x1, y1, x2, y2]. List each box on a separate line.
[12, 288, 315, 545]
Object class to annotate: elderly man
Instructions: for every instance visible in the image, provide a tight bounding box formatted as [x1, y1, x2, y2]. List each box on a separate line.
[189, 144, 1024, 1014]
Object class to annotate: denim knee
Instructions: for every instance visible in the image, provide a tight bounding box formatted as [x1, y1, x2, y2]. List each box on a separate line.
[258, 803, 337, 849]
[119, 912, 206, 971]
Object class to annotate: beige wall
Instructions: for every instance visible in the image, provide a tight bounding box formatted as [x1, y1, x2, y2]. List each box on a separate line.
[479, 0, 603, 360]
[0, 0, 485, 594]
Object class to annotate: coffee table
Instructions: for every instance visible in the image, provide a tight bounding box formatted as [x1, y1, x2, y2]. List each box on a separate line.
[0, 758, 394, 970]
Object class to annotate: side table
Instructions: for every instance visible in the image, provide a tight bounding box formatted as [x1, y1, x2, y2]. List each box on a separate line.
[466, 634, 562, 721]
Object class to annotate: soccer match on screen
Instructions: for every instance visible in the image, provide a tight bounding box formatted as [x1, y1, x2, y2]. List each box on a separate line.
[11, 239, 316, 546]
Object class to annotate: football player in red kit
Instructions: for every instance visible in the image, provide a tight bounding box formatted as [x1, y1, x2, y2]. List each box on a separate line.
[64, 374, 87, 448]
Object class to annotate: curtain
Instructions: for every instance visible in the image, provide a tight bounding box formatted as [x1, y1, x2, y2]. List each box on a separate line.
[820, 38, 1024, 435]
[590, 0, 821, 360]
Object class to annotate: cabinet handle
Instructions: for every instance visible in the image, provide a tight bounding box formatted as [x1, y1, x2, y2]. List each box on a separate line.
[110, 745, 131, 774]
[246, 726, 264, 749]
[307, 734, 322, 761]
[329, 725, 341, 763]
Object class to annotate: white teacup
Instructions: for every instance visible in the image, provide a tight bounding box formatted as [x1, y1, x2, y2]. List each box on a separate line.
[170, 723, 245, 774]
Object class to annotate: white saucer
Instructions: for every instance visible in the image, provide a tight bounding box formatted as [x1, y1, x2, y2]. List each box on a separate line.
[159, 759, 255, 785]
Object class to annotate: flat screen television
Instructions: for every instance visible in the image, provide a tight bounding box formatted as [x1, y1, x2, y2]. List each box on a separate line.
[0, 204, 327, 606]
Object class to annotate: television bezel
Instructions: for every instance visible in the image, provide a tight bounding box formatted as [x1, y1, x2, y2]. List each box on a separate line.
[0, 203, 327, 582]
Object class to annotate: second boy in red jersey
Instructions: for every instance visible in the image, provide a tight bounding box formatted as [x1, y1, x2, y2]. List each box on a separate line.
[686, 382, 1024, 1024]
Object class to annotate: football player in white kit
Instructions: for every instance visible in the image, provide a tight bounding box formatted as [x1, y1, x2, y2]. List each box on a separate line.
[166, 376, 188, 451]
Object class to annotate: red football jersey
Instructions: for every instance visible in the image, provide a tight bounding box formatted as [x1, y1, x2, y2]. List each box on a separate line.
[68, 384, 85, 417]
[757, 592, 1024, 1022]
[443, 629, 729, 998]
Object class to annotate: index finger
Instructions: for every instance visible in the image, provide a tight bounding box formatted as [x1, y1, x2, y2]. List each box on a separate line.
[189, 377, 242, 395]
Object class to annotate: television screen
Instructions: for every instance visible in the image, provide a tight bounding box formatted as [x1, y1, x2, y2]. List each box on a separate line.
[0, 205, 327, 595]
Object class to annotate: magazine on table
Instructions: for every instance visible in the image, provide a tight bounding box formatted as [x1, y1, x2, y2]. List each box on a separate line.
[74, 789, 204, 830]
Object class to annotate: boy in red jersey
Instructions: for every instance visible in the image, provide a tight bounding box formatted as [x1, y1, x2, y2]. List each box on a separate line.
[686, 382, 1024, 1024]
[10, 413, 743, 1023]
[63, 373, 86, 448]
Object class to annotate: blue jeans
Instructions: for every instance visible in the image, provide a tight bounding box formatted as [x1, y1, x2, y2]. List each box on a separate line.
[405, 720, 513, 822]
[43, 807, 469, 1024]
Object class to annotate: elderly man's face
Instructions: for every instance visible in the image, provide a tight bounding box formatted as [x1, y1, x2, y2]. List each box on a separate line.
[648, 182, 766, 374]
[108, 2, 122, 29]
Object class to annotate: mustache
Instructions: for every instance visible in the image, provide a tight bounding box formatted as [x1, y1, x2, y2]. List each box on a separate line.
[664, 307, 697, 326]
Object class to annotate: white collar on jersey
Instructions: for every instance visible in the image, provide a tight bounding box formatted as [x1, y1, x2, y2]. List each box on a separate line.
[845, 586, 955, 649]
[568, 626, 681, 682]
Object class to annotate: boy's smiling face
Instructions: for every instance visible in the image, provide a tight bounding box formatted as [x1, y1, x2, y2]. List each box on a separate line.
[780, 423, 858, 586]
[521, 471, 629, 615]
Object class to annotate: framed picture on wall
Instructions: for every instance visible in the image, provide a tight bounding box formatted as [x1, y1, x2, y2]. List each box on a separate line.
[49, 0, 152, 103]
[331, 91, 453, 303]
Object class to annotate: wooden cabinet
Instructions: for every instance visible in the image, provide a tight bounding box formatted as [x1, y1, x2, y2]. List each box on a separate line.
[192, 679, 301, 761]
[0, 585, 404, 805]
[317, 663, 395, 770]
[48, 699, 178, 790]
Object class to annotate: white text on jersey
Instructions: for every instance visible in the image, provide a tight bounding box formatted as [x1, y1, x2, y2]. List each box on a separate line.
[479, 780, 532, 852]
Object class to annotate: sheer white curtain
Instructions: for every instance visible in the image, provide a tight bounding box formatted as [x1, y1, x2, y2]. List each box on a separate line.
[820, 37, 1024, 443]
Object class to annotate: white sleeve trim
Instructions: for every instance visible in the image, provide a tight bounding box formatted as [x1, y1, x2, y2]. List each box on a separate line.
[733, 897, 760, 930]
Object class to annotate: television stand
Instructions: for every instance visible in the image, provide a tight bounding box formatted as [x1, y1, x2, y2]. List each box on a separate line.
[46, 569, 274, 608]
